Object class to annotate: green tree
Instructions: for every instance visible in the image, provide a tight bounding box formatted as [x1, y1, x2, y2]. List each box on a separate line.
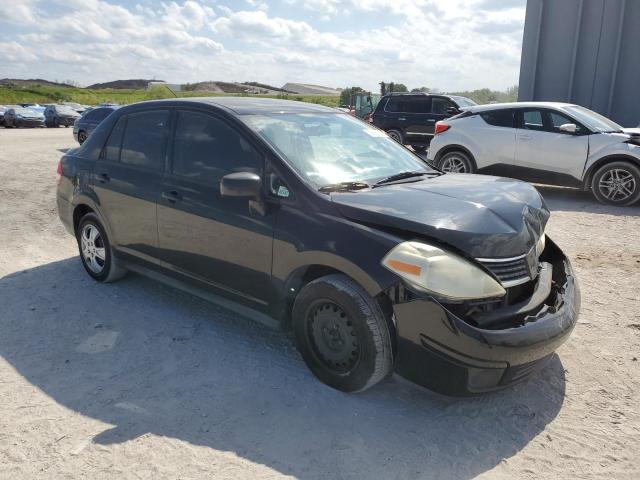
[339, 86, 364, 106]
[411, 86, 431, 93]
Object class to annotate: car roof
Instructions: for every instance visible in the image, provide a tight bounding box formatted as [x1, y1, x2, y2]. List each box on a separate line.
[465, 101, 577, 113]
[130, 97, 339, 115]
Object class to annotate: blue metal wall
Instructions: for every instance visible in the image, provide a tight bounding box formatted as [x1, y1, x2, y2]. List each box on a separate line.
[518, 0, 640, 127]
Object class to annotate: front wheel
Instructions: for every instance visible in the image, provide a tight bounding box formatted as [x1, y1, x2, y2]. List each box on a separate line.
[78, 130, 87, 144]
[437, 150, 474, 173]
[591, 161, 640, 206]
[76, 213, 127, 282]
[292, 274, 393, 392]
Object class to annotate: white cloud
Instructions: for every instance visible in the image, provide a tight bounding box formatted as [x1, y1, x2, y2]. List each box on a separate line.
[0, 0, 526, 91]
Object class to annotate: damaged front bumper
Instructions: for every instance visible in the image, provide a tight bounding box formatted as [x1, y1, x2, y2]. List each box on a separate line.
[391, 239, 580, 396]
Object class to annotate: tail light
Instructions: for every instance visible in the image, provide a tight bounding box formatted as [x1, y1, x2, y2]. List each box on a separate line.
[434, 122, 450, 135]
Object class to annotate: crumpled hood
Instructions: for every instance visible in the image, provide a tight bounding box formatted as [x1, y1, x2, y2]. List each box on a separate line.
[622, 128, 640, 136]
[330, 173, 549, 258]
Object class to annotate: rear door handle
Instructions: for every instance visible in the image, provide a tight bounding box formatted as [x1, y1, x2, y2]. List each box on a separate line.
[398, 117, 407, 121]
[97, 172, 110, 183]
[161, 190, 182, 203]
[519, 134, 532, 141]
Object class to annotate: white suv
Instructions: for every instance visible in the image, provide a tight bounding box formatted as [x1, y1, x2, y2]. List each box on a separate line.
[427, 102, 640, 206]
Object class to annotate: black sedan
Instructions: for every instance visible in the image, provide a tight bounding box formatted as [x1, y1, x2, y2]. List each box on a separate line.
[56, 97, 579, 395]
[72, 106, 118, 144]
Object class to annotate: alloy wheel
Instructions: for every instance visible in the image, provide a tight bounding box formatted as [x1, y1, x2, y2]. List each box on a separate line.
[440, 155, 469, 173]
[598, 168, 637, 202]
[80, 224, 106, 274]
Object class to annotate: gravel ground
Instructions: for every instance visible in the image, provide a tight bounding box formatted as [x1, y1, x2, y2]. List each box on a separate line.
[0, 127, 639, 480]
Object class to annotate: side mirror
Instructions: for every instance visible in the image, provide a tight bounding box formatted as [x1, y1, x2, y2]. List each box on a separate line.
[559, 123, 578, 134]
[220, 171, 262, 199]
[446, 106, 460, 116]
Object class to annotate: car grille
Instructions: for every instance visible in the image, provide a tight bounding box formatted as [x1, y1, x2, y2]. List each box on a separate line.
[478, 255, 531, 287]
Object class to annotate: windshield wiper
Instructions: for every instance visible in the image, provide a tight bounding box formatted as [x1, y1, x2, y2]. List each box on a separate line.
[373, 170, 434, 187]
[318, 181, 370, 193]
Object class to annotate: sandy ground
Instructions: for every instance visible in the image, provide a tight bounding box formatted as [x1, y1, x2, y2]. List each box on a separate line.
[0, 127, 639, 480]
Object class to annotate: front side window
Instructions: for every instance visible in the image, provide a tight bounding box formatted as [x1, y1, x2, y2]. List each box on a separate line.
[548, 111, 585, 134]
[242, 113, 435, 189]
[120, 110, 169, 170]
[562, 105, 621, 133]
[172, 110, 262, 183]
[481, 109, 514, 128]
[431, 98, 454, 115]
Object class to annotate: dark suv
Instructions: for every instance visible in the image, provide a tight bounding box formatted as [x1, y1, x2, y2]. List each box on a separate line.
[44, 104, 80, 127]
[57, 97, 578, 396]
[371, 93, 476, 151]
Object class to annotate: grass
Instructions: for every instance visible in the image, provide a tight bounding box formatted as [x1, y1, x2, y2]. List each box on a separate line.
[0, 83, 341, 107]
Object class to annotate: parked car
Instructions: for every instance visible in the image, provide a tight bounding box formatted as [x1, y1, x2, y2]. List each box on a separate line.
[62, 102, 87, 114]
[3, 107, 45, 127]
[0, 105, 6, 126]
[427, 102, 640, 206]
[73, 106, 118, 144]
[371, 93, 476, 152]
[44, 104, 80, 128]
[57, 98, 579, 396]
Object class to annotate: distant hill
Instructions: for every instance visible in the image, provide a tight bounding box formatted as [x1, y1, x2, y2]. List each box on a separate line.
[86, 79, 162, 89]
[182, 81, 292, 94]
[0, 78, 76, 88]
[282, 83, 341, 96]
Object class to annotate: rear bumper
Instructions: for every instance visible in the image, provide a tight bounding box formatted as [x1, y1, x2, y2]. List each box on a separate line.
[57, 195, 75, 236]
[57, 117, 77, 126]
[18, 119, 45, 127]
[392, 247, 580, 396]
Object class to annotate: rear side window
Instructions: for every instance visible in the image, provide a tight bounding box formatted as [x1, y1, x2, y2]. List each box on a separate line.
[84, 109, 109, 122]
[171, 110, 262, 183]
[385, 96, 430, 113]
[481, 110, 515, 128]
[120, 110, 169, 170]
[103, 116, 126, 162]
[521, 109, 545, 130]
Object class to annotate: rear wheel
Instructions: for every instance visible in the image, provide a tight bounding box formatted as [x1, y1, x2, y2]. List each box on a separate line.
[386, 129, 403, 144]
[412, 145, 427, 153]
[76, 213, 127, 282]
[78, 130, 87, 144]
[591, 161, 640, 206]
[292, 274, 393, 392]
[438, 150, 474, 173]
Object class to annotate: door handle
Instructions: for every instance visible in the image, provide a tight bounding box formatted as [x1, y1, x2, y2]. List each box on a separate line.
[398, 117, 407, 121]
[97, 172, 110, 183]
[427, 119, 436, 123]
[519, 134, 532, 141]
[161, 190, 182, 203]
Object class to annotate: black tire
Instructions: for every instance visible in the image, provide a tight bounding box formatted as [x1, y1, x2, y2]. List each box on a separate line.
[437, 150, 474, 173]
[76, 213, 127, 282]
[591, 161, 640, 206]
[292, 274, 393, 392]
[78, 130, 87, 144]
[412, 145, 427, 153]
[386, 129, 404, 144]
[53, 118, 59, 128]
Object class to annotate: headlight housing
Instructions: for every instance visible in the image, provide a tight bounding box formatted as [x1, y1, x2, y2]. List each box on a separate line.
[535, 232, 546, 257]
[382, 241, 506, 301]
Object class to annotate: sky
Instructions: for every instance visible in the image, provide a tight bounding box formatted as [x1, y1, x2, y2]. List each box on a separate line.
[0, 0, 527, 91]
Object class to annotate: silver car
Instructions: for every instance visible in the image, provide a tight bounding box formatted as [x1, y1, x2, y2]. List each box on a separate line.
[427, 102, 640, 206]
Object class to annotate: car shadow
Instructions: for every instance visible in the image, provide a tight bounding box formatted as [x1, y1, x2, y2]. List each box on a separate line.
[0, 258, 567, 479]
[536, 185, 640, 217]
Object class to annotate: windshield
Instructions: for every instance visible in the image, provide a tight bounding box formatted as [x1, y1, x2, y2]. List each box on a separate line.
[563, 105, 622, 133]
[242, 113, 435, 189]
[57, 106, 77, 114]
[15, 108, 37, 115]
[450, 96, 477, 107]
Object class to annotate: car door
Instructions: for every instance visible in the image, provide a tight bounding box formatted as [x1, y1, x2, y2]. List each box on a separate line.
[428, 96, 457, 136]
[156, 109, 275, 310]
[92, 109, 169, 261]
[514, 108, 589, 185]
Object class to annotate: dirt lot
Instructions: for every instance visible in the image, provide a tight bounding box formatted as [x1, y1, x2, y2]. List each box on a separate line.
[0, 127, 639, 479]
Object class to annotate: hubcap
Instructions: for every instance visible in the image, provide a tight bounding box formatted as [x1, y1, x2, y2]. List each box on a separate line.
[79, 132, 87, 143]
[440, 156, 468, 173]
[80, 224, 106, 274]
[308, 302, 359, 373]
[598, 168, 636, 201]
